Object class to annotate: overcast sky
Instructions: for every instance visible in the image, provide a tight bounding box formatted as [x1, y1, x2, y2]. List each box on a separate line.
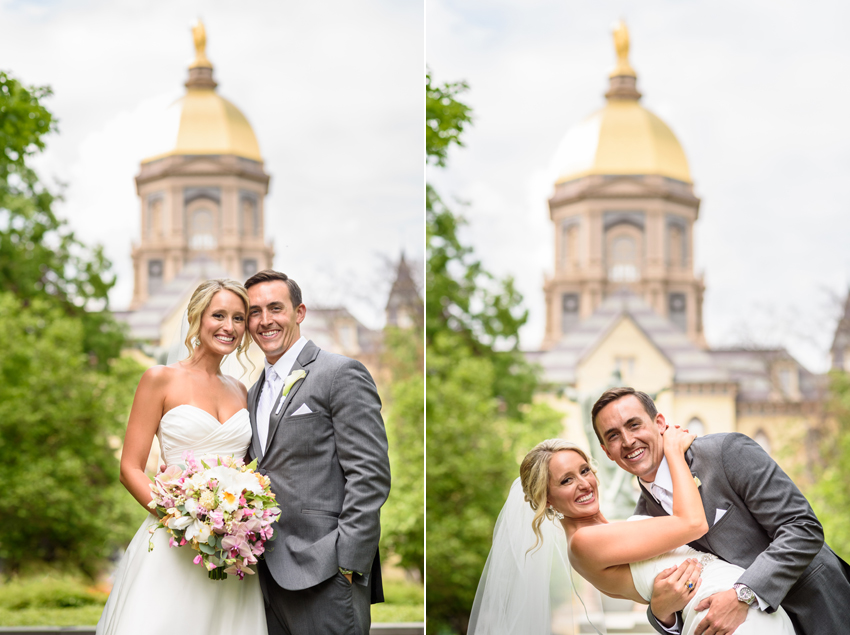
[0, 0, 423, 329]
[427, 0, 850, 372]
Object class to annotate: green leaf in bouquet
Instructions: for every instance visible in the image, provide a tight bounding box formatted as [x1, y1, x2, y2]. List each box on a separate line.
[201, 459, 211, 470]
[178, 505, 187, 514]
[246, 458, 258, 471]
[199, 542, 215, 555]
[207, 534, 217, 547]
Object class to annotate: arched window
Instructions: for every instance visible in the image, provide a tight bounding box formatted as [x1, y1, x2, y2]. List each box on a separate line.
[190, 209, 216, 250]
[609, 235, 638, 281]
[687, 417, 705, 437]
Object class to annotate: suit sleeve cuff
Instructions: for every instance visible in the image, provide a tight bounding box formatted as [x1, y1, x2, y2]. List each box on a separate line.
[658, 613, 683, 634]
[753, 591, 769, 611]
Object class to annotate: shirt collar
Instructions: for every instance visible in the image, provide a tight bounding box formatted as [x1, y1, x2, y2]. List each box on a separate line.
[264, 336, 308, 381]
[640, 455, 673, 493]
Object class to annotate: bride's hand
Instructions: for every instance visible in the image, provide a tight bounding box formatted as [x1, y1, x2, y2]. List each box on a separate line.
[662, 424, 696, 455]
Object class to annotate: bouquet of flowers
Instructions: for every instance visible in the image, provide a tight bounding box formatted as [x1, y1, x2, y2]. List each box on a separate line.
[147, 451, 281, 580]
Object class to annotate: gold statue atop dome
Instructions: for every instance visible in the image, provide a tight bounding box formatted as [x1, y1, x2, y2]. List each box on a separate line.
[190, 19, 212, 69]
[610, 20, 636, 78]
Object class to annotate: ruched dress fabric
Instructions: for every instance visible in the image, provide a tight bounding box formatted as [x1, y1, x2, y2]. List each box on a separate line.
[96, 405, 267, 635]
[627, 516, 795, 635]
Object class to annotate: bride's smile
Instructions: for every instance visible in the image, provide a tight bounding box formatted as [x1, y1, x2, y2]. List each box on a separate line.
[196, 290, 247, 356]
[546, 450, 600, 519]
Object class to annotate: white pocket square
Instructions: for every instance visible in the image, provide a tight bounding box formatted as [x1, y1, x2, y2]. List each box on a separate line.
[714, 508, 728, 524]
[290, 403, 313, 416]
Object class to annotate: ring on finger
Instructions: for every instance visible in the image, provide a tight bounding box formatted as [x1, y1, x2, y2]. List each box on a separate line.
[685, 579, 694, 591]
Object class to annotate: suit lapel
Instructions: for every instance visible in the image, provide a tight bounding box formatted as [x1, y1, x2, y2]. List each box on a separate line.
[263, 340, 321, 454]
[638, 480, 669, 517]
[248, 370, 265, 462]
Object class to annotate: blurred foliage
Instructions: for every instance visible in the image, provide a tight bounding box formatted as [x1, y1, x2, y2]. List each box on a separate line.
[372, 577, 425, 624]
[0, 572, 108, 609]
[426, 72, 561, 634]
[804, 370, 850, 561]
[426, 70, 473, 168]
[0, 293, 147, 575]
[380, 325, 425, 579]
[0, 70, 125, 368]
[0, 71, 146, 577]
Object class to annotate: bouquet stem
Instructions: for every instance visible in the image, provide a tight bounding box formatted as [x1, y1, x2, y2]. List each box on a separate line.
[209, 567, 228, 581]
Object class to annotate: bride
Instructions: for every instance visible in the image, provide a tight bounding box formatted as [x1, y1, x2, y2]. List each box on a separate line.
[97, 279, 267, 635]
[469, 426, 795, 635]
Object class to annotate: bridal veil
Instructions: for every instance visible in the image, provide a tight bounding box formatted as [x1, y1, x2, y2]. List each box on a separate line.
[468, 478, 607, 635]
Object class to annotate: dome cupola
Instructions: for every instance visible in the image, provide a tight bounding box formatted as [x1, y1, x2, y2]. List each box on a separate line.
[553, 21, 691, 184]
[142, 20, 262, 164]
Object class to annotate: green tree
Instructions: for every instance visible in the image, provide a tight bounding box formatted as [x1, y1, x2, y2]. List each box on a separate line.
[380, 325, 425, 579]
[0, 71, 145, 575]
[426, 73, 561, 634]
[805, 371, 850, 561]
[0, 294, 145, 575]
[0, 70, 124, 368]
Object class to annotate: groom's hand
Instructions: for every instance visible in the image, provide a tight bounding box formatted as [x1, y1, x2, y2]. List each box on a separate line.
[650, 559, 702, 626]
[694, 589, 748, 635]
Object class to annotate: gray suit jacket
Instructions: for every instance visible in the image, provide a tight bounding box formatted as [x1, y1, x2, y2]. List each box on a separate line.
[247, 340, 391, 602]
[640, 433, 850, 635]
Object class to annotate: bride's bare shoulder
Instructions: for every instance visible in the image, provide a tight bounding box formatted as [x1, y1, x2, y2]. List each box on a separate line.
[138, 364, 186, 391]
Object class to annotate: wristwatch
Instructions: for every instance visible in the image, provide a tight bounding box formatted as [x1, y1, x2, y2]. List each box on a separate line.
[733, 583, 755, 605]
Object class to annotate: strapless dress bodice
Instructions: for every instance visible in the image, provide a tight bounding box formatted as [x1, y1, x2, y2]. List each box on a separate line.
[156, 404, 251, 466]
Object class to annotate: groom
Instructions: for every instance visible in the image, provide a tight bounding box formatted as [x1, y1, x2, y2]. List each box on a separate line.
[591, 387, 850, 635]
[244, 270, 391, 635]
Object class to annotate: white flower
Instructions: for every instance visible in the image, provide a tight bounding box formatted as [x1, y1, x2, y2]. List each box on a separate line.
[167, 515, 193, 531]
[219, 490, 240, 513]
[185, 518, 211, 543]
[204, 465, 264, 497]
[281, 370, 307, 397]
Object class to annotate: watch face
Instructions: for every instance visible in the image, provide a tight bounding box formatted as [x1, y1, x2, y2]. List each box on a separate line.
[736, 585, 755, 604]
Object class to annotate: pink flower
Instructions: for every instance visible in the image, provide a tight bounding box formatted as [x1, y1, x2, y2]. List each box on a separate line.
[222, 530, 253, 560]
[208, 510, 225, 530]
[169, 537, 178, 548]
[182, 450, 200, 472]
[193, 554, 203, 565]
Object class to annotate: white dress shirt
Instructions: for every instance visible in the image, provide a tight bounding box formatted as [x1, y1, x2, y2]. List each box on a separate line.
[641, 456, 769, 616]
[256, 336, 308, 451]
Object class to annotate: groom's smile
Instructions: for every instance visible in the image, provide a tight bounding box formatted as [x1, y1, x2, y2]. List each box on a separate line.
[596, 394, 666, 481]
[247, 280, 306, 364]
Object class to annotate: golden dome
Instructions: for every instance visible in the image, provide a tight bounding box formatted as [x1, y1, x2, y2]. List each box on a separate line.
[142, 21, 262, 164]
[554, 100, 691, 184]
[554, 22, 691, 184]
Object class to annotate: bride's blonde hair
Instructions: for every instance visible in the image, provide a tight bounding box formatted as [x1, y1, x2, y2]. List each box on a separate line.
[519, 439, 599, 550]
[184, 279, 254, 377]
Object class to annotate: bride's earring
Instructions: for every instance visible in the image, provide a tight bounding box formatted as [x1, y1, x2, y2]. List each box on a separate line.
[549, 505, 564, 521]
[236, 344, 243, 352]
[192, 337, 201, 347]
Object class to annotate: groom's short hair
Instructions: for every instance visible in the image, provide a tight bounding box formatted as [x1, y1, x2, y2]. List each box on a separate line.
[244, 270, 303, 308]
[591, 387, 658, 444]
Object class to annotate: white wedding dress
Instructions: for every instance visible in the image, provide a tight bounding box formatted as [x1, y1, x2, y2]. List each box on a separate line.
[96, 405, 267, 635]
[628, 516, 795, 635]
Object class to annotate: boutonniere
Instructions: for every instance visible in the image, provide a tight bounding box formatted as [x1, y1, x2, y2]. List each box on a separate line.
[281, 370, 307, 398]
[693, 475, 702, 488]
